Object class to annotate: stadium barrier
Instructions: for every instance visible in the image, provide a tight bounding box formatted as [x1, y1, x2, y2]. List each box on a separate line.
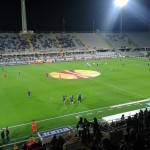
[38, 125, 74, 145]
[101, 107, 150, 123]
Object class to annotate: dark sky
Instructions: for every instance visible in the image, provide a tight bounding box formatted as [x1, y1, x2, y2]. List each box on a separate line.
[0, 0, 150, 32]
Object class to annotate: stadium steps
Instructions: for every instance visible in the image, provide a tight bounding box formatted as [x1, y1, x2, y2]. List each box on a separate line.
[97, 33, 113, 49]
[129, 48, 139, 52]
[124, 33, 139, 49]
[25, 36, 34, 51]
[52, 33, 62, 49]
[75, 33, 89, 49]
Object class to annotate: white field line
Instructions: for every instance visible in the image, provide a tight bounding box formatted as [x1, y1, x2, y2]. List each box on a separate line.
[7, 98, 150, 129]
[117, 107, 122, 109]
[86, 113, 93, 115]
[103, 82, 148, 98]
[110, 98, 150, 108]
[8, 107, 108, 129]
[75, 115, 82, 119]
[97, 111, 103, 113]
[89, 76, 148, 99]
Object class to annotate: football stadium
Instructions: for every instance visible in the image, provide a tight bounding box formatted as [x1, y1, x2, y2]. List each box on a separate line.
[0, 0, 150, 149]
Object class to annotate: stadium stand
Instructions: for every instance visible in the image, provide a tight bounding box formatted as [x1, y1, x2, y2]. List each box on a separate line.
[0, 33, 29, 53]
[101, 32, 136, 49]
[0, 31, 150, 66]
[54, 33, 87, 50]
[0, 32, 150, 55]
[126, 32, 150, 48]
[77, 33, 110, 50]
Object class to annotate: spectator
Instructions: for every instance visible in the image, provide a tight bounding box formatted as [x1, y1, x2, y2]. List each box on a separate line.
[101, 137, 115, 150]
[83, 118, 90, 136]
[94, 127, 102, 148]
[58, 136, 65, 149]
[119, 135, 133, 150]
[77, 117, 84, 138]
[120, 114, 125, 125]
[110, 120, 116, 128]
[132, 114, 138, 132]
[92, 117, 99, 136]
[26, 137, 35, 149]
[144, 111, 150, 132]
[21, 142, 28, 150]
[137, 112, 144, 132]
[5, 126, 9, 141]
[51, 135, 59, 150]
[126, 116, 133, 133]
[133, 133, 146, 150]
[0, 129, 4, 144]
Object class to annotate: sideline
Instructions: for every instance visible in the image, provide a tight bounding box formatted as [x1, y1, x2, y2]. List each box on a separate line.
[8, 98, 150, 129]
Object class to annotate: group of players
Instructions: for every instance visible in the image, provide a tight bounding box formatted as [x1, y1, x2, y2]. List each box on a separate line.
[63, 94, 81, 104]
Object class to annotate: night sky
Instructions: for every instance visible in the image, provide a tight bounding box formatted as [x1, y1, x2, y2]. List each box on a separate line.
[0, 0, 149, 32]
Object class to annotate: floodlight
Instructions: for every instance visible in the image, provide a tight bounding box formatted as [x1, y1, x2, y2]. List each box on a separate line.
[114, 0, 128, 7]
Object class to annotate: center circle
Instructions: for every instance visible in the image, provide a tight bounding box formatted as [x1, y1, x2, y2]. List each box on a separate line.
[49, 70, 100, 79]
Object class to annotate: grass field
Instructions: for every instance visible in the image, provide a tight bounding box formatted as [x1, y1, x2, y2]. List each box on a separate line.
[0, 57, 150, 139]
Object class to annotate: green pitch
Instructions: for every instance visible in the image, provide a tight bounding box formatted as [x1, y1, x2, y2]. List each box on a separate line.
[0, 58, 150, 139]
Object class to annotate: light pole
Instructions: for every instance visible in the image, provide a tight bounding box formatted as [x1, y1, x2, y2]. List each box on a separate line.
[93, 19, 95, 33]
[120, 8, 123, 33]
[114, 0, 128, 33]
[21, 0, 27, 32]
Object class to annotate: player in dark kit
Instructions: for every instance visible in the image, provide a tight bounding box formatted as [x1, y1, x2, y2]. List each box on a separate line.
[63, 94, 67, 104]
[77, 94, 81, 103]
[70, 95, 74, 104]
[28, 90, 31, 97]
